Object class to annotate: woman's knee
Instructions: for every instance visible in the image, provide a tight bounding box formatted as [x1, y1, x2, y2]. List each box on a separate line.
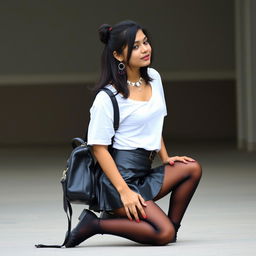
[153, 222, 175, 246]
[189, 160, 202, 180]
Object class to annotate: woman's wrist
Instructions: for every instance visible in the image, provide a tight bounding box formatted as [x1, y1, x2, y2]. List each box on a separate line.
[116, 184, 130, 194]
[161, 155, 169, 164]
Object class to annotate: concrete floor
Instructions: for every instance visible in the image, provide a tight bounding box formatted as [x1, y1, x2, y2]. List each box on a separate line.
[0, 140, 256, 256]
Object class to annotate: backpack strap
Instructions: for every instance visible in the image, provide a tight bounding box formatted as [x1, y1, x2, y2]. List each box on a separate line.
[101, 87, 119, 131]
[35, 182, 72, 248]
[35, 88, 119, 248]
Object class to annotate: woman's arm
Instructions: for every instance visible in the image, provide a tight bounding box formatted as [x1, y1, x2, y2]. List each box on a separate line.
[92, 145, 147, 221]
[158, 136, 196, 165]
[158, 136, 169, 164]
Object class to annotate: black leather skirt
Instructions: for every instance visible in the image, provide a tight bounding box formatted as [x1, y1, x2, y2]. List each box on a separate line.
[90, 148, 165, 212]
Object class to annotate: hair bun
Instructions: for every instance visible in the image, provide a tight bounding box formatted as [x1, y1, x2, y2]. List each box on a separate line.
[98, 24, 112, 44]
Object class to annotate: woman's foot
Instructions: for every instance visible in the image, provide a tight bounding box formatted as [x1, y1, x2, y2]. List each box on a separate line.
[65, 209, 99, 248]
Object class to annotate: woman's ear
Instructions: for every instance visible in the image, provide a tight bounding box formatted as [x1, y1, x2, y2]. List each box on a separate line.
[113, 51, 124, 62]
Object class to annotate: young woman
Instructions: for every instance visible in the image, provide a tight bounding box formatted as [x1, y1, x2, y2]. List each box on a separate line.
[65, 20, 202, 247]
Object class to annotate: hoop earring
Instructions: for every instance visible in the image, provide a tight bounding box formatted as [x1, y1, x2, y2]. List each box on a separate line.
[118, 62, 126, 75]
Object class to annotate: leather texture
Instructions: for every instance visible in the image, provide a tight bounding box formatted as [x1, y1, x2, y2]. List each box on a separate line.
[64, 139, 96, 204]
[89, 148, 165, 212]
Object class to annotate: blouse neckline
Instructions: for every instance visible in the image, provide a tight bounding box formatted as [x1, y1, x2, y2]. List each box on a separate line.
[107, 82, 153, 103]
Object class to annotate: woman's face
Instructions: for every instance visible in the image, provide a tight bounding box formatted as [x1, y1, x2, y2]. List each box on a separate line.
[123, 29, 152, 69]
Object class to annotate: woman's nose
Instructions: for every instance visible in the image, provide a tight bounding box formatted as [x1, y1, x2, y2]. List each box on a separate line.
[141, 44, 148, 53]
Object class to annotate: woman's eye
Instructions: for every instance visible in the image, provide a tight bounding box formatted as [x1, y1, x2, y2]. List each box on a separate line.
[144, 40, 149, 45]
[133, 45, 139, 49]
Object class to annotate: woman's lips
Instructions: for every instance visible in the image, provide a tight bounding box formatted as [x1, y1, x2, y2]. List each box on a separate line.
[141, 54, 150, 61]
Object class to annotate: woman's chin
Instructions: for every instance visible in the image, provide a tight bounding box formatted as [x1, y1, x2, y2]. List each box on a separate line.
[140, 61, 151, 68]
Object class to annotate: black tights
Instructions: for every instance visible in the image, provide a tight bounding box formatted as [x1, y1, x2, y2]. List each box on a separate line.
[72, 161, 202, 246]
[154, 161, 202, 225]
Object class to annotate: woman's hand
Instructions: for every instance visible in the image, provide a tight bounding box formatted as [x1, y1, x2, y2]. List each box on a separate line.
[165, 156, 196, 165]
[119, 187, 147, 222]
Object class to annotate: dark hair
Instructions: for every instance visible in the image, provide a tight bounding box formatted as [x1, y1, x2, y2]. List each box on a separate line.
[94, 20, 153, 98]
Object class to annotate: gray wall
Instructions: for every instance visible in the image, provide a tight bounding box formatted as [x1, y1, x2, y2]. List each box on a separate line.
[0, 0, 236, 145]
[0, 0, 234, 79]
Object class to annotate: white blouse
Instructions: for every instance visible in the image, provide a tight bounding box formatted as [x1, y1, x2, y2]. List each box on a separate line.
[87, 68, 167, 152]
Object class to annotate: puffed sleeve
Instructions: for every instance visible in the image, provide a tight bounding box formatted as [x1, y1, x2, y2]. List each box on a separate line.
[87, 91, 115, 145]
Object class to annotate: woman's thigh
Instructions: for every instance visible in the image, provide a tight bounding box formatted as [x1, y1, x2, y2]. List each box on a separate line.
[154, 161, 202, 201]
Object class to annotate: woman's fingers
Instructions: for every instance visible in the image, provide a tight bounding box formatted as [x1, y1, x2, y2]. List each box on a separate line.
[169, 160, 175, 165]
[138, 194, 147, 207]
[124, 195, 147, 222]
[181, 156, 195, 163]
[138, 195, 147, 219]
[121, 190, 148, 221]
[184, 156, 196, 162]
[131, 205, 140, 222]
[181, 157, 189, 164]
[124, 206, 133, 221]
[170, 156, 196, 164]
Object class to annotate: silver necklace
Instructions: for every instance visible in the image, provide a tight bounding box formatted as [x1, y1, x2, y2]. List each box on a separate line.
[127, 77, 143, 87]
